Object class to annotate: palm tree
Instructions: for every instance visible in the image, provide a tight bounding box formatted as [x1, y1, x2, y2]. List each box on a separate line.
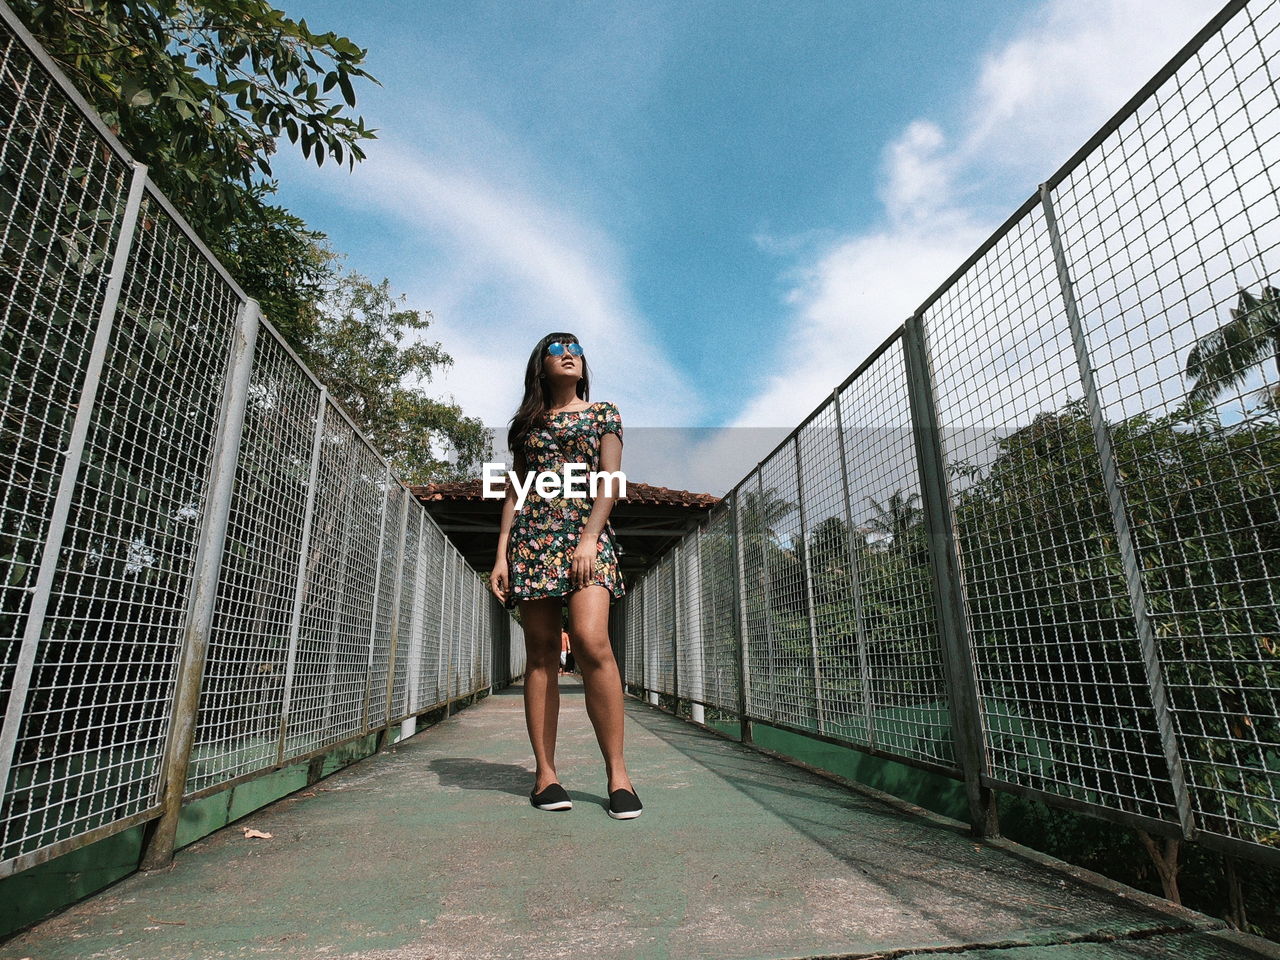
[1185, 285, 1280, 407]
[864, 489, 923, 547]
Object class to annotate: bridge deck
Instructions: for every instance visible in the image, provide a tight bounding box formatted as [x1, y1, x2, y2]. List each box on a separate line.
[3, 680, 1275, 960]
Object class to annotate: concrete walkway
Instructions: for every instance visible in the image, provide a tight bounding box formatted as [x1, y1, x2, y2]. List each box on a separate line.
[3, 679, 1276, 960]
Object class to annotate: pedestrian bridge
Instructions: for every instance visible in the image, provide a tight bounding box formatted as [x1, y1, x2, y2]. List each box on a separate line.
[1, 679, 1270, 960]
[2, 0, 1280, 956]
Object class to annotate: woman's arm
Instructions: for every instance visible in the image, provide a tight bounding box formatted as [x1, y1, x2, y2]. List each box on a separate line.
[490, 448, 528, 601]
[571, 431, 622, 587]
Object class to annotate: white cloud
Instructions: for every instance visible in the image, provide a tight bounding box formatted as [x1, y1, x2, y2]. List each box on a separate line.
[302, 139, 693, 436]
[733, 0, 1216, 431]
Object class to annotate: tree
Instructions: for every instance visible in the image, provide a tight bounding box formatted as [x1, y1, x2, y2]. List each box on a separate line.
[1186, 285, 1280, 407]
[303, 267, 491, 484]
[12, 0, 376, 233]
[865, 489, 923, 547]
[12, 0, 377, 340]
[11, 0, 490, 480]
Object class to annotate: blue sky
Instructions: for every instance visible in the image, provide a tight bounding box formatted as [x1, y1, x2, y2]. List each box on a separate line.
[271, 0, 1215, 492]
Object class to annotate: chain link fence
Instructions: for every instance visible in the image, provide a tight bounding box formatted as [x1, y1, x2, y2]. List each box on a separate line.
[0, 4, 526, 878]
[619, 0, 1280, 867]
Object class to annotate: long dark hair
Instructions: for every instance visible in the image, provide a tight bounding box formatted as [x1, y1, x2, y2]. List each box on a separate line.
[507, 331, 591, 456]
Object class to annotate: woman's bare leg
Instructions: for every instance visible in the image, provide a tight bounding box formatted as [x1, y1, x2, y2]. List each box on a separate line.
[519, 598, 564, 791]
[567, 586, 634, 793]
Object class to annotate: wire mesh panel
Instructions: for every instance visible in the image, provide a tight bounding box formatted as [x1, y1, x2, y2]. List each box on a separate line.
[0, 22, 135, 718]
[186, 329, 322, 793]
[637, 579, 649, 692]
[798, 400, 870, 745]
[392, 501, 422, 720]
[463, 570, 478, 701]
[2, 188, 239, 864]
[1049, 0, 1280, 846]
[0, 20, 139, 866]
[451, 550, 465, 699]
[388, 499, 418, 723]
[413, 518, 445, 712]
[737, 471, 776, 722]
[698, 504, 741, 712]
[651, 551, 675, 696]
[675, 532, 704, 706]
[925, 204, 1180, 820]
[282, 405, 383, 759]
[431, 542, 453, 707]
[0, 6, 528, 873]
[758, 441, 817, 731]
[364, 481, 400, 729]
[622, 585, 641, 689]
[835, 341, 953, 767]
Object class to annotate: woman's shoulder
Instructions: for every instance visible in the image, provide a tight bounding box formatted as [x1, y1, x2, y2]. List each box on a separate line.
[589, 400, 621, 419]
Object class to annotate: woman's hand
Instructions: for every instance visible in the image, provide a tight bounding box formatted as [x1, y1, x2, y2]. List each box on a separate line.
[489, 558, 509, 604]
[568, 536, 599, 589]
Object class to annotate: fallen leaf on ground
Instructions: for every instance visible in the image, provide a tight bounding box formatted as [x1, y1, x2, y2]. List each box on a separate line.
[242, 828, 273, 839]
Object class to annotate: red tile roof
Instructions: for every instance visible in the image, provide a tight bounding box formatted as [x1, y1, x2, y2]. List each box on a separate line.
[410, 478, 720, 509]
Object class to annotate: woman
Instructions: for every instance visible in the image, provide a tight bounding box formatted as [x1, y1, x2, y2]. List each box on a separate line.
[489, 332, 642, 821]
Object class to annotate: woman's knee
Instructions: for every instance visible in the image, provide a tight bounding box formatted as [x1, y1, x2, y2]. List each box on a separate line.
[569, 631, 612, 670]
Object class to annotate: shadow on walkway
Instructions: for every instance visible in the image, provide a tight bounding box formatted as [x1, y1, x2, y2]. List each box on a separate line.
[2, 677, 1274, 960]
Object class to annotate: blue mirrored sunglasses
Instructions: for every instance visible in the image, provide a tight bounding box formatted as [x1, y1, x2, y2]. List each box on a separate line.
[546, 341, 584, 358]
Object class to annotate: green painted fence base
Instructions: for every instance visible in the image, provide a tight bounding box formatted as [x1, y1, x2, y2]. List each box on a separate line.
[0, 727, 404, 940]
[704, 717, 969, 822]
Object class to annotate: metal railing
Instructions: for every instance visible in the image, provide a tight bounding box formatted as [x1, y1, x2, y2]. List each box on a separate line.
[619, 0, 1280, 867]
[0, 3, 525, 878]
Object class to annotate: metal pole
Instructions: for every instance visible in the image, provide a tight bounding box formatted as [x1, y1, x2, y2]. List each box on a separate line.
[381, 489, 409, 741]
[0, 163, 148, 805]
[691, 525, 706, 725]
[793, 435, 827, 736]
[443, 550, 456, 715]
[729, 491, 752, 744]
[832, 385, 876, 747]
[671, 543, 681, 712]
[643, 571, 658, 705]
[756, 470, 778, 723]
[359, 468, 393, 731]
[903, 312, 998, 838]
[139, 296, 261, 870]
[435, 536, 450, 710]
[1039, 183, 1197, 840]
[402, 511, 425, 736]
[276, 387, 329, 764]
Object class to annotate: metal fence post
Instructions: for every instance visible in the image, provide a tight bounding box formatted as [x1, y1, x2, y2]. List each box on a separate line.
[756, 469, 778, 723]
[671, 543, 681, 712]
[443, 552, 456, 715]
[832, 386, 876, 746]
[690, 524, 706, 725]
[729, 490, 752, 744]
[360, 467, 393, 731]
[793, 434, 827, 736]
[139, 296, 261, 870]
[1039, 183, 1197, 840]
[380, 489, 409, 743]
[0, 162, 148, 810]
[902, 313, 998, 839]
[403, 515, 424, 723]
[276, 387, 329, 764]
[436, 540, 451, 711]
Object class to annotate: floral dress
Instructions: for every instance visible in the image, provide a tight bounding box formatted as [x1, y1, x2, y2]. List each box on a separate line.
[505, 401, 626, 609]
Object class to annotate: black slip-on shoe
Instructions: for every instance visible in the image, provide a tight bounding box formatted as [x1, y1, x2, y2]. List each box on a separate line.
[530, 782, 573, 811]
[607, 787, 643, 820]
